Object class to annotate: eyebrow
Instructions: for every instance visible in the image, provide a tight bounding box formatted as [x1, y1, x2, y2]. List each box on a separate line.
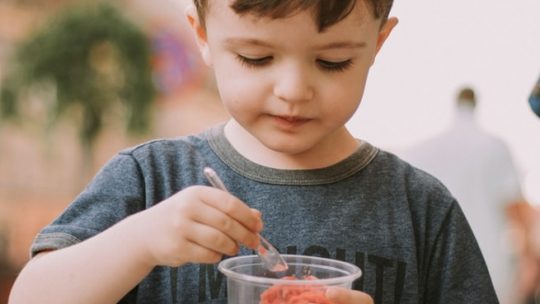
[223, 38, 273, 48]
[223, 38, 367, 50]
[316, 41, 367, 50]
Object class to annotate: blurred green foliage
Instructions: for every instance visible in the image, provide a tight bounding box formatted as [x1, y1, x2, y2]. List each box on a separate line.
[0, 2, 156, 151]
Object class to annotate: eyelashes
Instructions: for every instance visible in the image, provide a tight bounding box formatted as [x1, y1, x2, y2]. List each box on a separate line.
[236, 55, 272, 68]
[316, 59, 353, 72]
[235, 55, 353, 72]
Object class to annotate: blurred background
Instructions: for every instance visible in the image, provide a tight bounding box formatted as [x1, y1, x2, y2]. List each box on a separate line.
[0, 0, 228, 300]
[0, 0, 539, 303]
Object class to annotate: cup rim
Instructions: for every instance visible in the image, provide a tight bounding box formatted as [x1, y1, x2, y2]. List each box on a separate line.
[218, 254, 362, 286]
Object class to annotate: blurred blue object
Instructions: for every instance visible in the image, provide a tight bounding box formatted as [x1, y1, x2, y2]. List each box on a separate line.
[530, 76, 540, 118]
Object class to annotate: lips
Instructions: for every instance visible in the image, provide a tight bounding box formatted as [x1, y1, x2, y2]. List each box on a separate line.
[271, 114, 311, 129]
[279, 115, 307, 123]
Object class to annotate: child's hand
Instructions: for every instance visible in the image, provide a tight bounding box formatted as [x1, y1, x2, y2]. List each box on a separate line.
[325, 287, 374, 304]
[132, 185, 263, 267]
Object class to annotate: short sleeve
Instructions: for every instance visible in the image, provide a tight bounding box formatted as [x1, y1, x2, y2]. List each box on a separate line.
[30, 152, 146, 257]
[425, 201, 499, 303]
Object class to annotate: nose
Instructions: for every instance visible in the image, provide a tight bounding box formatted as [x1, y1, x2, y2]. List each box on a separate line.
[273, 63, 314, 103]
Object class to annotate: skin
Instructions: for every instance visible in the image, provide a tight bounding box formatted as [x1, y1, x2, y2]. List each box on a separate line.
[9, 1, 396, 303]
[187, 0, 397, 302]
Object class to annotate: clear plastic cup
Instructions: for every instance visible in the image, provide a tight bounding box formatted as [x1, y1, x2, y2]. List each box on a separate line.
[218, 254, 362, 304]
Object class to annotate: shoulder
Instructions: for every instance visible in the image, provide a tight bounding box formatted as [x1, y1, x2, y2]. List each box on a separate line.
[117, 128, 215, 167]
[121, 132, 207, 158]
[88, 128, 222, 185]
[372, 149, 475, 249]
[372, 148, 449, 191]
[370, 148, 458, 213]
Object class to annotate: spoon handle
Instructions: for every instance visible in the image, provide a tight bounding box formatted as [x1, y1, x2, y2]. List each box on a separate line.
[202, 167, 288, 272]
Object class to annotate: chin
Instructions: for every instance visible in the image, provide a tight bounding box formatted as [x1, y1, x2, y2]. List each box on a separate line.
[260, 138, 314, 156]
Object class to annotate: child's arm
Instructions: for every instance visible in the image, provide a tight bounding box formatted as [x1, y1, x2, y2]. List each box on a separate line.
[9, 185, 262, 304]
[9, 214, 156, 304]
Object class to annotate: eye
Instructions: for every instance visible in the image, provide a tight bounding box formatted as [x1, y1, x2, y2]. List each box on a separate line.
[317, 59, 353, 72]
[236, 55, 272, 68]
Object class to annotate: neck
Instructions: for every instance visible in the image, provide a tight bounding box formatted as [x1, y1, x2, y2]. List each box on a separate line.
[455, 104, 475, 122]
[224, 120, 359, 170]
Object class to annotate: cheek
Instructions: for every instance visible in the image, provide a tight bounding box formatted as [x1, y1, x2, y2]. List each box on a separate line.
[214, 71, 261, 115]
[213, 60, 268, 108]
[345, 65, 370, 103]
[328, 98, 362, 124]
[324, 72, 368, 108]
[213, 64, 246, 102]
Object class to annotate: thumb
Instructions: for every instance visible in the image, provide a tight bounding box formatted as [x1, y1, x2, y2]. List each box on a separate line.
[325, 286, 374, 304]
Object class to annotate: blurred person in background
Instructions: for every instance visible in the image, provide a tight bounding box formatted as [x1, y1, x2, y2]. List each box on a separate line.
[399, 86, 524, 303]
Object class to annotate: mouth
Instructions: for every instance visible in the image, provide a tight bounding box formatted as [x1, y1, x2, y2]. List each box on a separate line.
[279, 115, 307, 122]
[270, 114, 311, 129]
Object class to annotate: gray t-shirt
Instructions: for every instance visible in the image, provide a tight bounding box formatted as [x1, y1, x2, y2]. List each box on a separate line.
[31, 125, 498, 303]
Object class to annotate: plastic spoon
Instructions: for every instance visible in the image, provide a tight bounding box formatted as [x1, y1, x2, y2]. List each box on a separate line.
[203, 167, 289, 272]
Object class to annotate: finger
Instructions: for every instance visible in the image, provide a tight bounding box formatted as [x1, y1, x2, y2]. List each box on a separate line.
[198, 186, 264, 233]
[190, 202, 260, 249]
[185, 221, 240, 257]
[325, 287, 374, 304]
[177, 240, 224, 265]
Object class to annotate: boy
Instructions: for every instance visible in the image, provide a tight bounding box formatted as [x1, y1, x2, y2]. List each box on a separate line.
[9, 0, 498, 303]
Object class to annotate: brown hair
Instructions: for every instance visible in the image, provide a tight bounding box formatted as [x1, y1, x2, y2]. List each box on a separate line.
[457, 87, 477, 108]
[193, 0, 394, 32]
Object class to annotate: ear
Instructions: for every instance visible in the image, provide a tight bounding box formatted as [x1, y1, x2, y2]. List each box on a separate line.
[375, 17, 398, 54]
[185, 4, 212, 66]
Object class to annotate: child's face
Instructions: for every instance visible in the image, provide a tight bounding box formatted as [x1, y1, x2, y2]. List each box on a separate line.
[188, 1, 396, 157]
